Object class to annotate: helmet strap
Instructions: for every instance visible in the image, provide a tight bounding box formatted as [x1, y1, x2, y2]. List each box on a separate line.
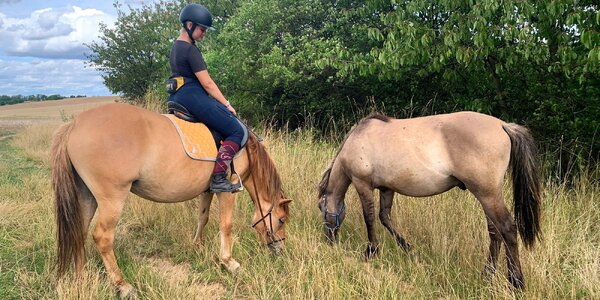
[184, 23, 197, 44]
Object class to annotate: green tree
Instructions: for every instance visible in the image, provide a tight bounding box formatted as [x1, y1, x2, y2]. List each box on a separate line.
[87, 1, 181, 100]
[88, 0, 599, 172]
[213, 0, 397, 128]
[331, 0, 600, 166]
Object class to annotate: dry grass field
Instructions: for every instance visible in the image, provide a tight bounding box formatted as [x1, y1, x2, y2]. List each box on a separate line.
[0, 96, 118, 129]
[0, 98, 598, 299]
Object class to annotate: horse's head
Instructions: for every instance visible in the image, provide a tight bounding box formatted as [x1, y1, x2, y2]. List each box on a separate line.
[251, 193, 291, 253]
[318, 192, 346, 243]
[245, 134, 291, 253]
[317, 167, 347, 243]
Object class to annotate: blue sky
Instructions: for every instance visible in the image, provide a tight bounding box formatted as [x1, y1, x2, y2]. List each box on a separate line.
[0, 0, 156, 96]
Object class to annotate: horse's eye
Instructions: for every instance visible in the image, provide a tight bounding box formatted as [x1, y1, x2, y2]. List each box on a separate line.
[279, 218, 285, 225]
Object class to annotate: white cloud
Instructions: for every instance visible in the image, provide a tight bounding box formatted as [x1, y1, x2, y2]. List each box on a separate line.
[0, 6, 116, 59]
[0, 58, 110, 96]
[0, 5, 116, 95]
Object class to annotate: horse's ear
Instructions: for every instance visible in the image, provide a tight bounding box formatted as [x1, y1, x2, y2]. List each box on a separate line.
[280, 199, 292, 206]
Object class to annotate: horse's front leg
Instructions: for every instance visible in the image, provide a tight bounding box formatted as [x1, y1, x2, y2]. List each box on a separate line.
[216, 192, 240, 273]
[193, 193, 214, 244]
[354, 180, 379, 259]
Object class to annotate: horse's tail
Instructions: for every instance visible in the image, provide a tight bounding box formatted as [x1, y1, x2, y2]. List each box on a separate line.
[51, 121, 85, 278]
[503, 123, 542, 249]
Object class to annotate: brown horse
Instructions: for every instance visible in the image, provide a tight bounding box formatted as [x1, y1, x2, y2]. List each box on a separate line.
[318, 112, 542, 289]
[51, 103, 290, 298]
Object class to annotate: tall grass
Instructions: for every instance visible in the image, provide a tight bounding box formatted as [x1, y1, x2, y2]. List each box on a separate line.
[0, 121, 598, 299]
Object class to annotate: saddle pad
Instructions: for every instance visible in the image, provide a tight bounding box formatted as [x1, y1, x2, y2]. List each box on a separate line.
[164, 114, 218, 161]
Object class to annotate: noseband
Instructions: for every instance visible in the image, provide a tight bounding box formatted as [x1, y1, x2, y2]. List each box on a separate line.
[247, 148, 285, 247]
[251, 197, 285, 246]
[321, 194, 345, 233]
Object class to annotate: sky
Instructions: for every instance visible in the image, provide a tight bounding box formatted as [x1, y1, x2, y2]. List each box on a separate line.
[0, 0, 156, 96]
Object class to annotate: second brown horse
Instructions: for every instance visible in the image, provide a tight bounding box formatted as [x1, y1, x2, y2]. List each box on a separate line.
[318, 112, 542, 289]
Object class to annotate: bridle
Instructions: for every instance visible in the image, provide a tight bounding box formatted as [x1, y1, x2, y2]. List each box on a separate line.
[247, 145, 285, 247]
[321, 193, 345, 236]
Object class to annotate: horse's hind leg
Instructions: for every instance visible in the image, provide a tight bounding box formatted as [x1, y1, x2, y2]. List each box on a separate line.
[92, 189, 136, 298]
[354, 179, 379, 259]
[483, 216, 502, 276]
[193, 193, 213, 244]
[476, 192, 524, 289]
[75, 177, 97, 275]
[378, 188, 411, 251]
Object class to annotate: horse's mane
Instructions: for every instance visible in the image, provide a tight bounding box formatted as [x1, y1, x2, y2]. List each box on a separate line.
[246, 133, 287, 211]
[363, 113, 391, 123]
[318, 112, 390, 199]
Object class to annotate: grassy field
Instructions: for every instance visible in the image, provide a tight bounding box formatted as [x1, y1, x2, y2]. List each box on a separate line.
[0, 98, 598, 299]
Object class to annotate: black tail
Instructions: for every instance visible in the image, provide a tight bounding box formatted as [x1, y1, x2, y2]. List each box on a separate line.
[503, 123, 543, 249]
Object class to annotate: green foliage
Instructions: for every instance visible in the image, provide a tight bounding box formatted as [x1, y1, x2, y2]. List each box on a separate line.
[212, 1, 379, 127]
[89, 0, 599, 175]
[331, 0, 600, 171]
[86, 1, 183, 100]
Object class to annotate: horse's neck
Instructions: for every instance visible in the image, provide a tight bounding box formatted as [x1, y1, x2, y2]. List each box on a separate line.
[328, 160, 352, 198]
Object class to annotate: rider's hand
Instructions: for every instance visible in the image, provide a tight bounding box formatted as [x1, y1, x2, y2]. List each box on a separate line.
[226, 103, 237, 115]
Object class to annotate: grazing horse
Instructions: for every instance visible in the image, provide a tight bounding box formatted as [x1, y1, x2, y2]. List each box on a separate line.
[318, 112, 542, 289]
[51, 103, 290, 298]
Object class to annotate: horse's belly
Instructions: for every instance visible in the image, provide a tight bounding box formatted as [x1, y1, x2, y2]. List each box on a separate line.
[382, 172, 460, 197]
[131, 177, 208, 203]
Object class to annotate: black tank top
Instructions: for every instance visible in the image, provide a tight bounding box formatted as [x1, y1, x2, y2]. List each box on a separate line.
[169, 40, 207, 78]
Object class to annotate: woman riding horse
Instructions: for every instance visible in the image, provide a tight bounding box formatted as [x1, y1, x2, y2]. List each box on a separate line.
[168, 4, 246, 193]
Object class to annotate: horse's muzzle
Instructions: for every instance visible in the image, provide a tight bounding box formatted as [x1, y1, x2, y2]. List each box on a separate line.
[268, 239, 284, 254]
[324, 227, 338, 244]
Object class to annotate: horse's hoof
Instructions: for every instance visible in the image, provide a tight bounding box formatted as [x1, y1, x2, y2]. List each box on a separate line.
[221, 259, 241, 273]
[482, 264, 496, 277]
[398, 239, 411, 251]
[364, 244, 379, 260]
[117, 283, 137, 299]
[509, 275, 525, 290]
[192, 236, 203, 246]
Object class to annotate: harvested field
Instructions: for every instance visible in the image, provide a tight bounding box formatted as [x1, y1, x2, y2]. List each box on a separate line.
[0, 96, 119, 128]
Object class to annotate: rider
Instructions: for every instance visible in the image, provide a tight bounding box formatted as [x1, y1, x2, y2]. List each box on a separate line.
[168, 3, 246, 193]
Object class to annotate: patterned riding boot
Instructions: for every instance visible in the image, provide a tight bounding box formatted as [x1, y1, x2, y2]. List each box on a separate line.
[210, 140, 243, 193]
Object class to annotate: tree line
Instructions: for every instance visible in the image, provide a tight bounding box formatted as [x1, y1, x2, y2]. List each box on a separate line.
[87, 0, 600, 178]
[0, 94, 84, 106]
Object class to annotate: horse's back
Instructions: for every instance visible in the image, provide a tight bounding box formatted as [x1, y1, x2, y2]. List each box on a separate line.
[67, 104, 154, 183]
[66, 103, 213, 202]
[338, 112, 511, 196]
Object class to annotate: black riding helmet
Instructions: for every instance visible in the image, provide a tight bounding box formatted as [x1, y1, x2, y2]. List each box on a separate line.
[179, 4, 215, 43]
